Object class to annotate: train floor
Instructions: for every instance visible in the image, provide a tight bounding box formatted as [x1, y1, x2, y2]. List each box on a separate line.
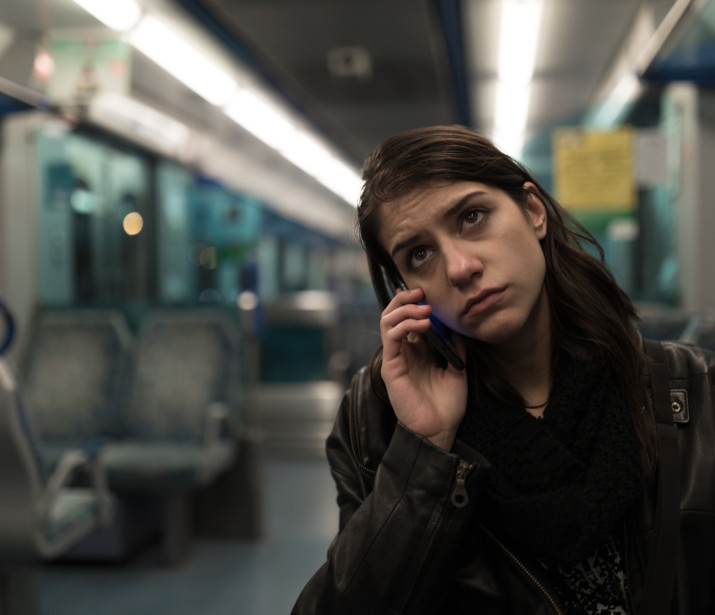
[37, 452, 338, 615]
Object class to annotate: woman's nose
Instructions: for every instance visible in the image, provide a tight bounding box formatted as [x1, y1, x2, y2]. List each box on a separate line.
[444, 245, 483, 287]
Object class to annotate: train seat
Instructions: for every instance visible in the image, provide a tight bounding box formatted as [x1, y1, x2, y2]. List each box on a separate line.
[20, 306, 243, 565]
[20, 309, 133, 466]
[104, 308, 241, 487]
[100, 308, 242, 564]
[0, 360, 113, 561]
[0, 299, 113, 613]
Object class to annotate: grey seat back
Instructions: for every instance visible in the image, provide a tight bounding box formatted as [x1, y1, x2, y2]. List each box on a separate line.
[123, 308, 242, 442]
[21, 310, 133, 449]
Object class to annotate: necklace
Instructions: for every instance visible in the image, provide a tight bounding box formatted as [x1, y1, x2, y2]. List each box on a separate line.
[523, 399, 549, 409]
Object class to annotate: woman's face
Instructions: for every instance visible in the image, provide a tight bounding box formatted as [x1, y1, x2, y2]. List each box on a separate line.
[378, 180, 549, 348]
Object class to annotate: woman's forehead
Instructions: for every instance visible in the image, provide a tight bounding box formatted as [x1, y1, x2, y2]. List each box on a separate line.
[377, 181, 497, 250]
[380, 181, 498, 219]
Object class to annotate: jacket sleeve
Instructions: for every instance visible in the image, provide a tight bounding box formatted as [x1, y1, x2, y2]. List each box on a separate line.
[291, 382, 490, 615]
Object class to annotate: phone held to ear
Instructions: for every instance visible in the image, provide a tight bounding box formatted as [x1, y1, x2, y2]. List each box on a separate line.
[389, 271, 465, 371]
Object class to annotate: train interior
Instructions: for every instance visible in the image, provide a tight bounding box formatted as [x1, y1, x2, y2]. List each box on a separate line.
[1, 0, 715, 613]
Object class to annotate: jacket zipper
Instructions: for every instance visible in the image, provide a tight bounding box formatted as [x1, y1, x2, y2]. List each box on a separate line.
[479, 523, 564, 615]
[451, 460, 472, 507]
[401, 460, 475, 611]
[348, 382, 563, 613]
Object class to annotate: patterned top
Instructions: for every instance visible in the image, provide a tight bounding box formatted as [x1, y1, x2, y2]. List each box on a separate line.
[541, 533, 631, 614]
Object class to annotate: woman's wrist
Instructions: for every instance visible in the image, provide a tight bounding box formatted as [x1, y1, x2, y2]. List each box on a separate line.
[426, 430, 457, 452]
[397, 421, 458, 452]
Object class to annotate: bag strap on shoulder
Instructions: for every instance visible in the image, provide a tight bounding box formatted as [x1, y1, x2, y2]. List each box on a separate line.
[640, 338, 681, 615]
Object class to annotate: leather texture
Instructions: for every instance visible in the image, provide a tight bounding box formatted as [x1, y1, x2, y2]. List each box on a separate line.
[292, 340, 715, 614]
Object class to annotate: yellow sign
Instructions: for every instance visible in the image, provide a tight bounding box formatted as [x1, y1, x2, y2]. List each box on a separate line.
[553, 127, 635, 212]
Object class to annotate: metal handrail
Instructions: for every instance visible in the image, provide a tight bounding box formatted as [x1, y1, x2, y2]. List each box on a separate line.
[0, 296, 15, 355]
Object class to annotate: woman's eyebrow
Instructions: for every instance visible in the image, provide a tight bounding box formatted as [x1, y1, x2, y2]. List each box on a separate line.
[390, 190, 489, 259]
[442, 190, 488, 221]
[390, 233, 422, 260]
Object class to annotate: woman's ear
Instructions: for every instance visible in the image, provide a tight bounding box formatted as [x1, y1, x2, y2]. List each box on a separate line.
[523, 182, 547, 239]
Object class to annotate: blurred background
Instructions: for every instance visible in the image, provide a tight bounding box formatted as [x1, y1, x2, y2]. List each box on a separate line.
[1, 0, 714, 613]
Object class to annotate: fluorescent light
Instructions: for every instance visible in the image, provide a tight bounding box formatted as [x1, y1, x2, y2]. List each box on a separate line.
[493, 0, 544, 158]
[493, 82, 531, 157]
[76, 0, 362, 205]
[280, 130, 334, 174]
[224, 90, 362, 204]
[72, 0, 142, 32]
[279, 130, 362, 204]
[129, 15, 238, 106]
[307, 156, 363, 206]
[317, 158, 363, 205]
[497, 0, 543, 85]
[224, 88, 297, 150]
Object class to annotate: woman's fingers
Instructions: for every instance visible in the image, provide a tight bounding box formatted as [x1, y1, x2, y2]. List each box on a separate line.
[383, 315, 431, 357]
[380, 291, 431, 356]
[381, 287, 423, 315]
[378, 289, 468, 451]
[381, 303, 431, 334]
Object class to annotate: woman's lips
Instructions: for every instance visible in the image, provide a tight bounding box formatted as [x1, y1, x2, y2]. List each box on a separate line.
[463, 288, 505, 316]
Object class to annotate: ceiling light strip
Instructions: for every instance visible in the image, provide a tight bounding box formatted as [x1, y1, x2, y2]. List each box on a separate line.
[72, 0, 142, 32]
[493, 0, 544, 158]
[128, 15, 238, 107]
[71, 0, 362, 205]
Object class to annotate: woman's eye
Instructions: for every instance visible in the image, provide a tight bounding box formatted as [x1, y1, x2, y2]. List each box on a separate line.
[462, 208, 485, 230]
[408, 246, 432, 270]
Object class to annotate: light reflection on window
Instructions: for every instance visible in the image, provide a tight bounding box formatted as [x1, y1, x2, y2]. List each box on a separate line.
[123, 211, 143, 235]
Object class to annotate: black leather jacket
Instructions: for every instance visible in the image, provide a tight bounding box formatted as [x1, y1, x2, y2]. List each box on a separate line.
[292, 341, 715, 614]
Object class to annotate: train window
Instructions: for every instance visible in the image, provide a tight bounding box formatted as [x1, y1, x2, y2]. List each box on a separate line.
[37, 127, 154, 308]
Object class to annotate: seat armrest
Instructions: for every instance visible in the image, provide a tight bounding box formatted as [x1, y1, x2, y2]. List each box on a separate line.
[203, 402, 232, 446]
[205, 403, 261, 445]
[41, 447, 112, 527]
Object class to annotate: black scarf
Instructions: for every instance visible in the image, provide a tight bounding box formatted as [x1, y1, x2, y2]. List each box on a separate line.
[457, 349, 643, 567]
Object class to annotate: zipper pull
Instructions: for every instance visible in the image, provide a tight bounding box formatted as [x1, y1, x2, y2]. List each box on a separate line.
[451, 460, 473, 508]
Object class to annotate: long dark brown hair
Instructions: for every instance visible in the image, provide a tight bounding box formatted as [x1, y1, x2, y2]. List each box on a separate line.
[357, 125, 655, 471]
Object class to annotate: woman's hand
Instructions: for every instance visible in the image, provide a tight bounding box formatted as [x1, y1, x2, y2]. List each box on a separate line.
[380, 288, 468, 451]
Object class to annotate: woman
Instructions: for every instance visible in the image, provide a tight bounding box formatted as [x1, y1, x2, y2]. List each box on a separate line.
[292, 125, 715, 614]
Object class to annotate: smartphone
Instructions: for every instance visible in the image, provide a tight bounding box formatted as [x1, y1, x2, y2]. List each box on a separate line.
[387, 270, 465, 371]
